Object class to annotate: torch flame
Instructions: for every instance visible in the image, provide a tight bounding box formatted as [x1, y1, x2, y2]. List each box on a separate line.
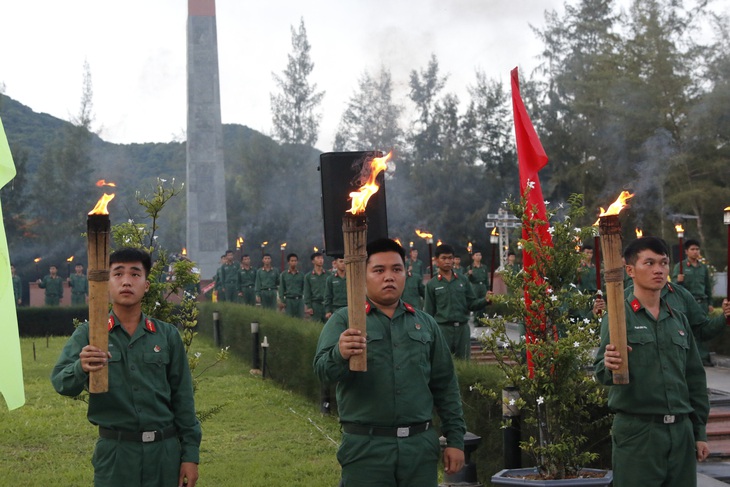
[467, 242, 472, 252]
[394, 238, 402, 246]
[415, 229, 433, 239]
[96, 179, 117, 187]
[635, 228, 643, 238]
[314, 246, 318, 252]
[34, 257, 41, 263]
[491, 228, 499, 236]
[598, 191, 634, 217]
[437, 239, 443, 246]
[66, 256, 74, 262]
[347, 152, 392, 215]
[281, 243, 287, 250]
[182, 247, 187, 256]
[88, 193, 115, 215]
[675, 224, 684, 233]
[236, 237, 244, 249]
[261, 241, 268, 247]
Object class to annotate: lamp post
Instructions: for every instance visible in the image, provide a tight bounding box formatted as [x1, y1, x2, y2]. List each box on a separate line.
[212, 311, 221, 348]
[724, 206, 730, 325]
[490, 230, 499, 292]
[251, 322, 261, 372]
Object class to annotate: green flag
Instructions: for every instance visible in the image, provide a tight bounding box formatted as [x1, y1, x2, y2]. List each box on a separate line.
[0, 116, 24, 410]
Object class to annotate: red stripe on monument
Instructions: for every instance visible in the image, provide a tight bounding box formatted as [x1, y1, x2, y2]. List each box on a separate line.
[189, 0, 216, 16]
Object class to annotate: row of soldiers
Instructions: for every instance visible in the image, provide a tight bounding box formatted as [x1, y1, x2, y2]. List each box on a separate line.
[11, 263, 89, 306]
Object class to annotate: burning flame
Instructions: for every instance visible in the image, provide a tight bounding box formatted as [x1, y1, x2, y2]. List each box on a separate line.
[409, 241, 414, 248]
[675, 224, 684, 234]
[467, 242, 472, 253]
[394, 238, 402, 246]
[96, 179, 117, 187]
[598, 191, 634, 217]
[66, 256, 74, 262]
[314, 246, 318, 252]
[182, 247, 187, 256]
[347, 152, 392, 215]
[236, 237, 244, 249]
[281, 243, 287, 250]
[88, 193, 115, 215]
[437, 239, 443, 246]
[490, 228, 499, 236]
[261, 241, 268, 247]
[34, 257, 41, 263]
[415, 229, 433, 239]
[635, 228, 643, 238]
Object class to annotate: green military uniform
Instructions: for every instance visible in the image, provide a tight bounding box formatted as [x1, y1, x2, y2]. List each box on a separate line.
[314, 300, 466, 487]
[304, 269, 329, 323]
[424, 272, 488, 360]
[671, 259, 714, 364]
[69, 273, 89, 306]
[255, 268, 279, 309]
[279, 269, 305, 318]
[217, 262, 240, 302]
[238, 267, 257, 305]
[38, 274, 63, 306]
[402, 271, 425, 310]
[324, 273, 348, 315]
[51, 312, 201, 486]
[594, 294, 709, 487]
[406, 258, 424, 278]
[576, 262, 597, 294]
[12, 273, 22, 306]
[466, 264, 489, 296]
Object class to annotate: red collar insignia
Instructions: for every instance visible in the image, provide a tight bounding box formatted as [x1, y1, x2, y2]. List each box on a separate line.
[667, 283, 675, 293]
[145, 318, 156, 333]
[404, 302, 416, 314]
[365, 302, 372, 314]
[107, 316, 115, 331]
[630, 298, 641, 312]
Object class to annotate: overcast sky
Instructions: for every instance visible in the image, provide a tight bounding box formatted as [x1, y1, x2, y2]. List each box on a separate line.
[1, 0, 725, 151]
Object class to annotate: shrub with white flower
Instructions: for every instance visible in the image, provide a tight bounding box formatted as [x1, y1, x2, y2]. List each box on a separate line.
[477, 193, 609, 480]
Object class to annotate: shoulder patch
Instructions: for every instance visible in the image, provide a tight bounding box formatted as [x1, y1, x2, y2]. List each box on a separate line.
[365, 302, 372, 314]
[107, 316, 115, 332]
[630, 298, 641, 312]
[403, 302, 416, 314]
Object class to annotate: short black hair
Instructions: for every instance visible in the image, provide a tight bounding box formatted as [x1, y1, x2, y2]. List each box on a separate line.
[684, 238, 700, 249]
[435, 244, 455, 257]
[241, 254, 250, 260]
[262, 253, 272, 258]
[581, 244, 593, 251]
[110, 247, 152, 277]
[311, 252, 323, 260]
[508, 250, 516, 257]
[286, 253, 298, 261]
[332, 254, 344, 260]
[225, 250, 234, 255]
[366, 238, 405, 264]
[623, 237, 669, 265]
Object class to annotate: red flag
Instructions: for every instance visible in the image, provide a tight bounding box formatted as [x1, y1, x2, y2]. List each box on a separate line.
[511, 67, 553, 374]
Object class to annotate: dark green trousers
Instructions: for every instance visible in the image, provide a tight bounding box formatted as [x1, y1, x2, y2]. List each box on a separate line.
[612, 413, 697, 487]
[92, 436, 181, 486]
[438, 323, 471, 360]
[285, 297, 304, 318]
[311, 301, 326, 323]
[260, 290, 277, 309]
[239, 287, 256, 305]
[338, 428, 440, 487]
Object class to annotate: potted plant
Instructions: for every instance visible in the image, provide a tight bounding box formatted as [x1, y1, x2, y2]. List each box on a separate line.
[475, 194, 612, 485]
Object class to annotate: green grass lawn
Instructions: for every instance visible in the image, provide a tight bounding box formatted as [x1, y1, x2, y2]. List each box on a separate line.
[0, 336, 342, 486]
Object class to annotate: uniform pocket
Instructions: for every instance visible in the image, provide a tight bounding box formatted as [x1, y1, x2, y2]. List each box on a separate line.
[407, 330, 433, 368]
[626, 330, 655, 365]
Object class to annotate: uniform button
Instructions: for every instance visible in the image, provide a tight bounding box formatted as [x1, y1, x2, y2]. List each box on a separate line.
[128, 344, 133, 349]
[130, 365, 136, 371]
[396, 390, 401, 394]
[137, 407, 142, 412]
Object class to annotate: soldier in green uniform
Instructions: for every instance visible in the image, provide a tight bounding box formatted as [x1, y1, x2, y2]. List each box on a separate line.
[279, 253, 305, 318]
[671, 239, 715, 365]
[466, 250, 489, 299]
[304, 252, 328, 323]
[237, 254, 257, 305]
[314, 238, 466, 487]
[38, 265, 63, 306]
[424, 244, 491, 360]
[68, 263, 89, 306]
[216, 250, 240, 303]
[11, 264, 22, 306]
[595, 237, 709, 487]
[255, 253, 279, 310]
[402, 267, 425, 310]
[576, 245, 597, 295]
[406, 248, 424, 278]
[51, 247, 201, 487]
[324, 255, 348, 320]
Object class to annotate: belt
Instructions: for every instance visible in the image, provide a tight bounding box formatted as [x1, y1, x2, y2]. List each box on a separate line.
[286, 296, 302, 299]
[342, 421, 431, 438]
[261, 288, 276, 291]
[439, 322, 466, 327]
[99, 426, 177, 443]
[618, 412, 686, 424]
[243, 285, 255, 289]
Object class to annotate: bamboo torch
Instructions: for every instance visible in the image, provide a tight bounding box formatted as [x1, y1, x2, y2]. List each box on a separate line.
[87, 192, 115, 393]
[722, 206, 730, 325]
[415, 230, 434, 278]
[280, 243, 287, 272]
[344, 151, 392, 372]
[598, 191, 634, 385]
[675, 224, 685, 276]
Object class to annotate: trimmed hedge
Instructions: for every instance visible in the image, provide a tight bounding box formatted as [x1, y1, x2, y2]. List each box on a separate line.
[17, 306, 89, 337]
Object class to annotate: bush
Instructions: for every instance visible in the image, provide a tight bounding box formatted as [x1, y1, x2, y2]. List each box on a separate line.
[17, 306, 88, 336]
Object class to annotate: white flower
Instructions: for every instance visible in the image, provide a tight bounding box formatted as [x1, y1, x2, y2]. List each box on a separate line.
[544, 200, 550, 205]
[569, 283, 577, 288]
[526, 179, 535, 189]
[194, 352, 202, 359]
[558, 203, 564, 209]
[124, 237, 131, 243]
[521, 376, 526, 381]
[537, 396, 545, 405]
[573, 341, 580, 348]
[128, 219, 134, 224]
[546, 287, 553, 294]
[547, 226, 555, 235]
[509, 399, 516, 406]
[550, 295, 558, 302]
[469, 385, 474, 391]
[155, 301, 161, 308]
[574, 227, 582, 234]
[153, 236, 159, 240]
[583, 318, 590, 324]
[160, 178, 167, 183]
